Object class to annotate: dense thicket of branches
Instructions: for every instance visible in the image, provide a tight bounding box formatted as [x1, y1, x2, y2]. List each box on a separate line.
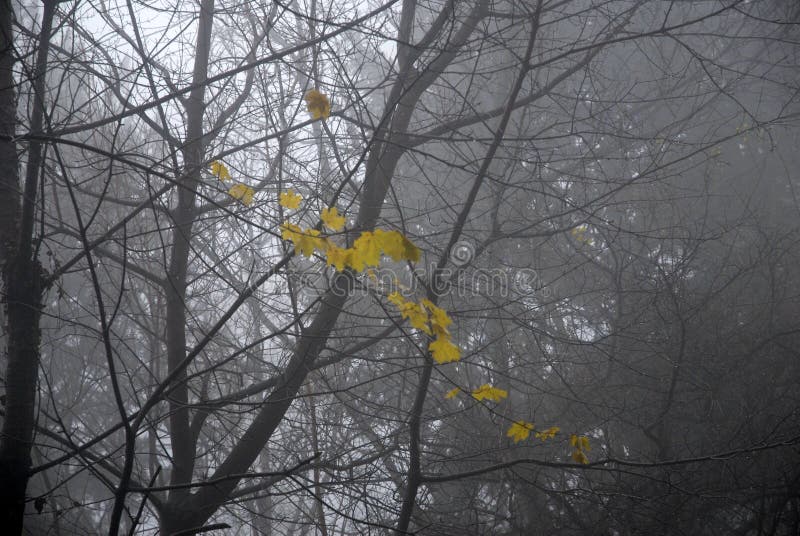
[1, 0, 799, 534]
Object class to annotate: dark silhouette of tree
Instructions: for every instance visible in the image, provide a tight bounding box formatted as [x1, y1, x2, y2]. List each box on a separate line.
[1, 0, 799, 534]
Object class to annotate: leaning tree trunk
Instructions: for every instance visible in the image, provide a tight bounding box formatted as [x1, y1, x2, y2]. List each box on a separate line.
[0, 0, 56, 531]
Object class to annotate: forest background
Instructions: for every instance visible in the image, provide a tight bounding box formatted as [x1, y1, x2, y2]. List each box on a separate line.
[1, 0, 800, 534]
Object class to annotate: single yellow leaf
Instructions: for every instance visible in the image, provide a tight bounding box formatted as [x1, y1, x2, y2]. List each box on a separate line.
[228, 183, 254, 206]
[210, 160, 231, 182]
[279, 189, 303, 209]
[305, 89, 331, 120]
[444, 387, 461, 399]
[429, 336, 460, 364]
[506, 421, 534, 443]
[471, 384, 508, 402]
[580, 436, 591, 451]
[321, 206, 345, 231]
[571, 450, 589, 465]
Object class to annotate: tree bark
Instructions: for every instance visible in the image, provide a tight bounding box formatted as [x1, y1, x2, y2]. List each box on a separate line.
[0, 0, 56, 531]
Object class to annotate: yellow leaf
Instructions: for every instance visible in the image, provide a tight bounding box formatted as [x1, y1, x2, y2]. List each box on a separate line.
[280, 222, 328, 257]
[325, 245, 352, 272]
[321, 207, 345, 231]
[429, 336, 460, 364]
[228, 183, 254, 206]
[534, 426, 560, 440]
[471, 384, 508, 402]
[210, 160, 231, 182]
[580, 436, 591, 451]
[444, 387, 461, 399]
[395, 299, 431, 335]
[570, 434, 579, 448]
[506, 421, 534, 443]
[279, 189, 303, 209]
[571, 450, 589, 465]
[373, 230, 420, 262]
[281, 222, 302, 241]
[422, 299, 452, 337]
[351, 232, 382, 271]
[305, 89, 331, 120]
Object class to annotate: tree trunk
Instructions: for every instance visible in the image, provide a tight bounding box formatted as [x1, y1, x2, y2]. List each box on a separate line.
[0, 0, 56, 531]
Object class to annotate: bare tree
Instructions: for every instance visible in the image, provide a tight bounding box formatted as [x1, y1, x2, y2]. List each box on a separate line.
[2, 0, 799, 534]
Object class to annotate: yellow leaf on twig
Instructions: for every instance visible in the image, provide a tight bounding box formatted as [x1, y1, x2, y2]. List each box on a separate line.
[228, 183, 254, 206]
[506, 421, 534, 443]
[471, 384, 508, 402]
[210, 160, 231, 182]
[305, 89, 331, 120]
[321, 207, 345, 231]
[279, 189, 303, 210]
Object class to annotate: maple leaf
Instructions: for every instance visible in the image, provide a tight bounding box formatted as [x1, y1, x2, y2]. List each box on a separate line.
[321, 207, 345, 231]
[305, 89, 331, 120]
[210, 160, 231, 182]
[444, 387, 461, 399]
[471, 384, 508, 402]
[390, 294, 430, 334]
[281, 223, 328, 257]
[325, 245, 352, 272]
[429, 336, 460, 364]
[422, 299, 452, 337]
[374, 230, 420, 262]
[506, 421, 534, 443]
[228, 183, 254, 206]
[280, 189, 303, 209]
[351, 232, 382, 271]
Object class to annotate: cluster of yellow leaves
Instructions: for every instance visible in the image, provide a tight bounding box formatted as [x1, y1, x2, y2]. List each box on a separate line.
[471, 384, 509, 402]
[387, 292, 460, 364]
[210, 161, 255, 206]
[324, 229, 420, 272]
[305, 89, 331, 120]
[570, 434, 591, 464]
[277, 193, 420, 275]
[280, 223, 327, 257]
[505, 422, 561, 444]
